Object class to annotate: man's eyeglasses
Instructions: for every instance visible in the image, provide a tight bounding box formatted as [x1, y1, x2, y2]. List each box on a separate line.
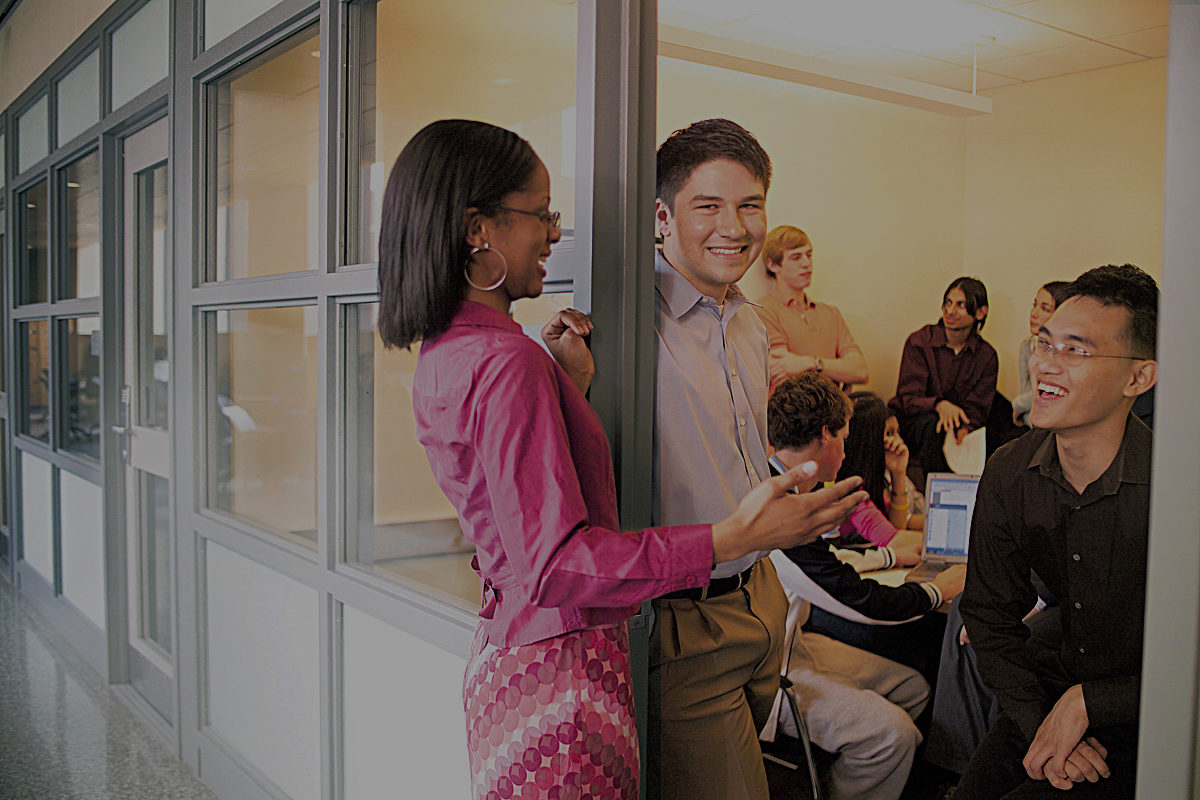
[1032, 335, 1142, 366]
[498, 206, 562, 229]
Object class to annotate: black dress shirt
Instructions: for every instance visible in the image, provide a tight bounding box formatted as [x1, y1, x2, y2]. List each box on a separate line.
[960, 415, 1151, 743]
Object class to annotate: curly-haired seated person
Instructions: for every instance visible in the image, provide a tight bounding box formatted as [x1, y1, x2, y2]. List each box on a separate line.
[761, 373, 964, 800]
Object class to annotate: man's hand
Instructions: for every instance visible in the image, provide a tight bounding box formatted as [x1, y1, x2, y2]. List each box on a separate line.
[712, 469, 867, 563]
[1024, 684, 1092, 789]
[1062, 737, 1110, 785]
[541, 309, 594, 394]
[935, 400, 969, 435]
[768, 350, 818, 385]
[931, 563, 966, 602]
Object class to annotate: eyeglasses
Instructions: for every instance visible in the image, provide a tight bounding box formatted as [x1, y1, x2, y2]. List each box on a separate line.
[497, 205, 562, 229]
[1031, 335, 1142, 365]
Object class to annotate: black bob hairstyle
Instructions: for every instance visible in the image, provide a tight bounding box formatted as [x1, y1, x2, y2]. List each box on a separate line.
[377, 119, 539, 350]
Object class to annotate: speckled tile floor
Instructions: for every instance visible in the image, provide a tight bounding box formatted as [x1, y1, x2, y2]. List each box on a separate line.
[0, 575, 219, 800]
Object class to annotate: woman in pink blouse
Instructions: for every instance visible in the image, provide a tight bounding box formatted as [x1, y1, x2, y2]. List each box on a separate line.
[376, 119, 865, 800]
[835, 393, 924, 565]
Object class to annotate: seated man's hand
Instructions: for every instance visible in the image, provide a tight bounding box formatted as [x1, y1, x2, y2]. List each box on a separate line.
[1024, 684, 1091, 789]
[1063, 737, 1110, 785]
[931, 563, 966, 602]
[935, 400, 969, 435]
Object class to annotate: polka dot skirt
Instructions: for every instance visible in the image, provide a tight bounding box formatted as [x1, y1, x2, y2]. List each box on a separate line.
[463, 624, 639, 800]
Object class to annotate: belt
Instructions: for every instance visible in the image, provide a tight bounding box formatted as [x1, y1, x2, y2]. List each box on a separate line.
[662, 564, 755, 602]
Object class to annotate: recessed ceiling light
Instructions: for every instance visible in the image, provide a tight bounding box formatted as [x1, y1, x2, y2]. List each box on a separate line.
[67, 181, 81, 188]
[492, 77, 518, 85]
[309, 50, 321, 58]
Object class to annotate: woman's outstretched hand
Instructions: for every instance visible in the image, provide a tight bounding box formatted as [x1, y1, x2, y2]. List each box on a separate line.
[542, 308, 595, 394]
[712, 465, 867, 564]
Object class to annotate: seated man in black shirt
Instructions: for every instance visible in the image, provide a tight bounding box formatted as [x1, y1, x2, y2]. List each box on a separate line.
[958, 264, 1159, 799]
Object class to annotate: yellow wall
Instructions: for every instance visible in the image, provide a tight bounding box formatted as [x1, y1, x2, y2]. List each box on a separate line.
[0, 0, 112, 110]
[660, 56, 968, 402]
[660, 56, 1166, 403]
[963, 59, 1166, 397]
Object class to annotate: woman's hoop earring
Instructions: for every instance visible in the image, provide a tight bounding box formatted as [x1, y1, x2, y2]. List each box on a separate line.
[464, 243, 508, 292]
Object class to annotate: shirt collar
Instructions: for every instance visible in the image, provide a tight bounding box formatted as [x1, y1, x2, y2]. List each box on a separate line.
[768, 283, 815, 310]
[768, 454, 788, 476]
[1027, 413, 1153, 497]
[655, 249, 754, 320]
[933, 320, 980, 353]
[448, 299, 523, 333]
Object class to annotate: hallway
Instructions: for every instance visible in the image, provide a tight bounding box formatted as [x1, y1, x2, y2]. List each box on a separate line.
[0, 576, 216, 799]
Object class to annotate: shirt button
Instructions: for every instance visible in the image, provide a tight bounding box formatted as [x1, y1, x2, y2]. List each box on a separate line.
[731, 368, 738, 377]
[1074, 601, 1082, 610]
[1072, 553, 1081, 561]
[686, 575, 697, 587]
[1079, 646, 1086, 654]
[738, 417, 746, 427]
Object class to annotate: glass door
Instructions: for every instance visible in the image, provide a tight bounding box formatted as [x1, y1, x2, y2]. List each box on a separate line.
[120, 118, 173, 724]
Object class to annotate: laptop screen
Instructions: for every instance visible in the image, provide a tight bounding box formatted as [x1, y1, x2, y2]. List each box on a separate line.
[924, 474, 980, 559]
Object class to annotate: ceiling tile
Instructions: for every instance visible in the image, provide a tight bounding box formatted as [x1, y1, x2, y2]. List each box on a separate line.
[984, 51, 1073, 81]
[1006, 0, 1169, 41]
[707, 10, 863, 56]
[970, 8, 1083, 53]
[820, 43, 955, 78]
[657, 0, 762, 32]
[917, 65, 1019, 92]
[1040, 40, 1146, 72]
[1103, 25, 1169, 59]
[907, 40, 1022, 68]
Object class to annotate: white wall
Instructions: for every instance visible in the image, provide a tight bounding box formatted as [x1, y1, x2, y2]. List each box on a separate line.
[205, 542, 321, 800]
[963, 59, 1166, 397]
[60, 471, 105, 631]
[21, 452, 54, 587]
[342, 606, 470, 800]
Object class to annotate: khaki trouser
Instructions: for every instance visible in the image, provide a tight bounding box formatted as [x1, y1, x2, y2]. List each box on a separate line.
[651, 558, 788, 800]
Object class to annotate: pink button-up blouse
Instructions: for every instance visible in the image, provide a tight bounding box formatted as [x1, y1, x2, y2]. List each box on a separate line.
[412, 301, 712, 648]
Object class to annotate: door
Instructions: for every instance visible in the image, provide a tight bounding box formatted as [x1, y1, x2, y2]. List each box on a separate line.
[119, 118, 173, 724]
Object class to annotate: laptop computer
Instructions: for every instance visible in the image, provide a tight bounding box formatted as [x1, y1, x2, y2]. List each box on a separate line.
[905, 472, 980, 583]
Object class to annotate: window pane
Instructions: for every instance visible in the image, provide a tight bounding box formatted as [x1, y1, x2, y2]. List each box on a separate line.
[136, 163, 170, 429]
[64, 152, 102, 299]
[21, 321, 50, 443]
[19, 180, 48, 305]
[353, 0, 576, 266]
[211, 28, 320, 281]
[65, 317, 102, 460]
[210, 306, 318, 546]
[17, 95, 48, 174]
[57, 50, 100, 145]
[344, 304, 475, 610]
[111, 0, 168, 111]
[138, 471, 172, 654]
[204, 0, 281, 50]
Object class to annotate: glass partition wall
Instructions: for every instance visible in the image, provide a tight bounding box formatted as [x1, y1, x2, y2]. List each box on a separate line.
[0, 1, 654, 798]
